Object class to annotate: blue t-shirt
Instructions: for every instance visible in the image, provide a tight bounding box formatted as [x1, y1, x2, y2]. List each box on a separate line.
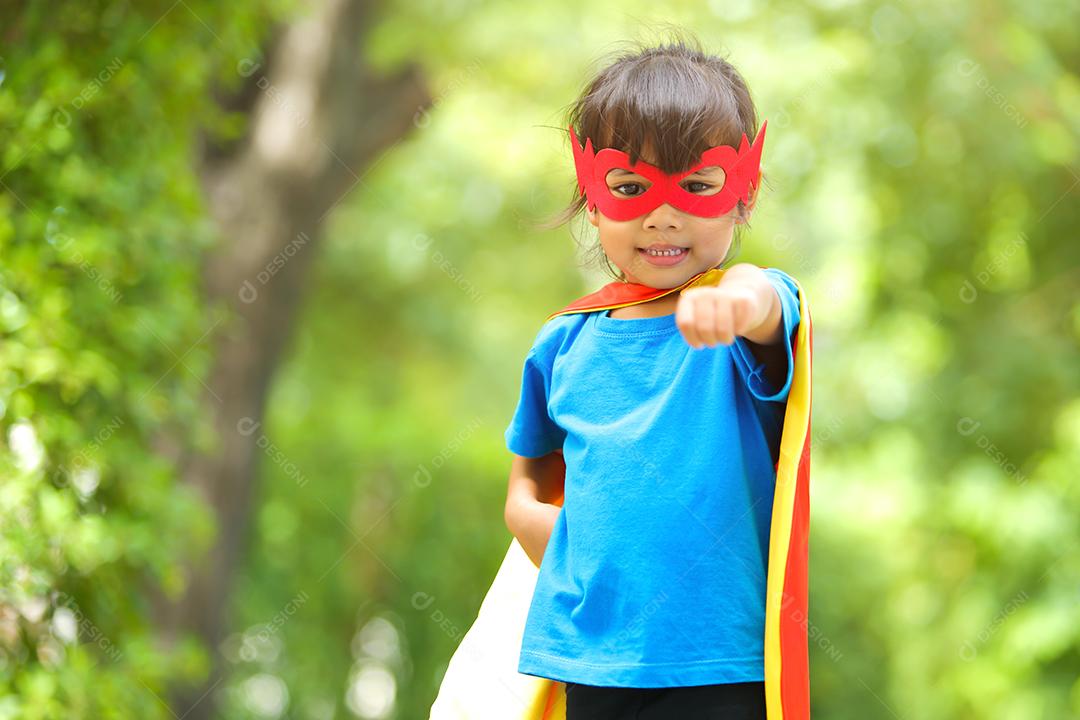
[503, 267, 802, 688]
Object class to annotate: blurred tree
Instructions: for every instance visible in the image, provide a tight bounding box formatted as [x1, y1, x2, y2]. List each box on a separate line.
[161, 1, 429, 716]
[0, 1, 429, 718]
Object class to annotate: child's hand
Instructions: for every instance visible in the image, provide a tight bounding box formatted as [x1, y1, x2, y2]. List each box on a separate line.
[675, 264, 780, 349]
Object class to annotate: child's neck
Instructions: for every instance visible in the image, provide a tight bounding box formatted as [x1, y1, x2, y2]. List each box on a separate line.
[607, 291, 681, 319]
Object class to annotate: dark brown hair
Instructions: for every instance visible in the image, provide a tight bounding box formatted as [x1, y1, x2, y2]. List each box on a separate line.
[538, 30, 763, 281]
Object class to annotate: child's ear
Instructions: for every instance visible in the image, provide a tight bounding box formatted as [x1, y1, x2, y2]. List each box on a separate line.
[586, 206, 599, 228]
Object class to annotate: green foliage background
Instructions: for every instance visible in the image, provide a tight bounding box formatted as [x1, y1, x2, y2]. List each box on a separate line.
[1, 1, 1078, 718]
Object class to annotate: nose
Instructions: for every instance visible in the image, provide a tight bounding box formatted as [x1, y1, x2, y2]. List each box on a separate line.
[642, 203, 683, 232]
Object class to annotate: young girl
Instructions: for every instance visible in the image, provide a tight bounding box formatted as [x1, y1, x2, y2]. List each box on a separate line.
[501, 37, 812, 720]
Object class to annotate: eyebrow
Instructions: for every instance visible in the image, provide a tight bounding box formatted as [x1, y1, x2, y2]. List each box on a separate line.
[607, 166, 724, 177]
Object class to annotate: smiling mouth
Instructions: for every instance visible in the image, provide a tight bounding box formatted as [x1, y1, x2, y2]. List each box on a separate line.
[637, 246, 689, 266]
[640, 246, 688, 256]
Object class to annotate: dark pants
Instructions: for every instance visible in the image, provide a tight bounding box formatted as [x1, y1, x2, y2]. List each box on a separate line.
[564, 680, 766, 720]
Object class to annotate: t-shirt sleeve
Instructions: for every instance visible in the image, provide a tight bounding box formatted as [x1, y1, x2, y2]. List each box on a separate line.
[504, 345, 566, 458]
[731, 267, 801, 403]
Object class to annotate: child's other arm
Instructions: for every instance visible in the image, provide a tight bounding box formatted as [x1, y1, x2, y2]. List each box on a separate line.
[504, 451, 564, 568]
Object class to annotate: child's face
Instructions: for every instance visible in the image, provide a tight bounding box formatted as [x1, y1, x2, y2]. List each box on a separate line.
[586, 141, 748, 288]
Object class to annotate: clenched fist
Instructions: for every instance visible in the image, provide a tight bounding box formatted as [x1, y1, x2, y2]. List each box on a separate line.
[675, 265, 781, 349]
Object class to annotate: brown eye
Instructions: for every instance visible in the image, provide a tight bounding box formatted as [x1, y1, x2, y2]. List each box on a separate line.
[683, 166, 726, 196]
[612, 182, 646, 197]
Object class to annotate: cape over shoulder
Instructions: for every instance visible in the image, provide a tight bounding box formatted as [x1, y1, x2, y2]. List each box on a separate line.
[547, 265, 791, 321]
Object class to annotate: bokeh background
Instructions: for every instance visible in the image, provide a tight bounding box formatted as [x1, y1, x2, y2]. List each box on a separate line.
[1, 1, 1078, 718]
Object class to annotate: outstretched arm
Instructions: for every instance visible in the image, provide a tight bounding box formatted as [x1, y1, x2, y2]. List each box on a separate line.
[675, 262, 788, 390]
[676, 262, 782, 347]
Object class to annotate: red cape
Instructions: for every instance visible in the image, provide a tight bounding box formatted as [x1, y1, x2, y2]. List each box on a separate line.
[546, 266, 733, 320]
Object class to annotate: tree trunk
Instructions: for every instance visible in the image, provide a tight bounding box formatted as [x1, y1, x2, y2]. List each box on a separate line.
[156, 1, 430, 717]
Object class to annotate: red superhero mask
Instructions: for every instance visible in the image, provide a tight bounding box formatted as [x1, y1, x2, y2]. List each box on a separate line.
[569, 120, 767, 221]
